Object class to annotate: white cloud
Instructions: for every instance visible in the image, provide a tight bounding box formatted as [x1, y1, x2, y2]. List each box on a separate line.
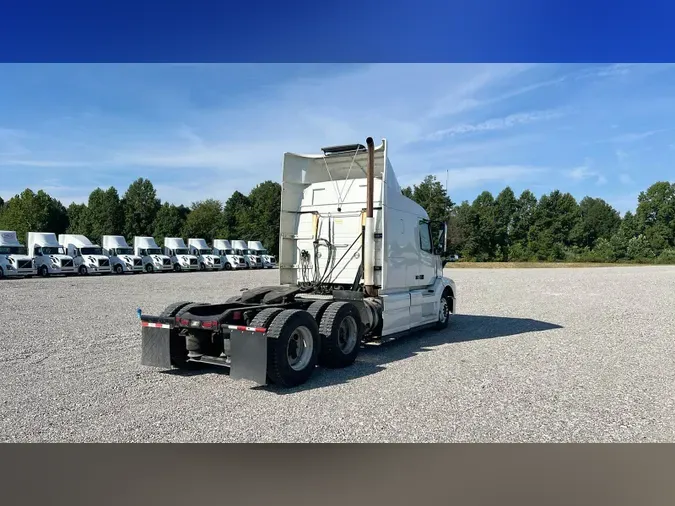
[424, 109, 565, 142]
[567, 164, 607, 186]
[423, 165, 548, 191]
[610, 129, 664, 143]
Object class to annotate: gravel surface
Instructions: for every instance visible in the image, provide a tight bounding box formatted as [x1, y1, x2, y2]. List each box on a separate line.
[1, 266, 674, 442]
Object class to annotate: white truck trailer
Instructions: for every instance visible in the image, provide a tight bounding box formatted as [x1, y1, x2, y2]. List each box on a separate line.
[0, 231, 36, 278]
[212, 239, 248, 270]
[231, 239, 261, 269]
[102, 235, 144, 274]
[187, 238, 222, 271]
[247, 240, 276, 269]
[133, 236, 173, 273]
[27, 232, 76, 277]
[58, 234, 112, 275]
[139, 137, 456, 388]
[163, 237, 199, 272]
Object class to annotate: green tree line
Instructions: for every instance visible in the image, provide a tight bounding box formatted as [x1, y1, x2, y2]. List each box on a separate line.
[1, 174, 674, 263]
[402, 175, 675, 264]
[0, 178, 282, 254]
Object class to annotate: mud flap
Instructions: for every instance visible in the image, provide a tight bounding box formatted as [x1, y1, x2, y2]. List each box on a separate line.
[141, 323, 173, 368]
[229, 329, 268, 385]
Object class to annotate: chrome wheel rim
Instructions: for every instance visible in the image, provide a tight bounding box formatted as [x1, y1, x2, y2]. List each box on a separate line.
[337, 316, 358, 354]
[439, 297, 450, 322]
[286, 325, 314, 371]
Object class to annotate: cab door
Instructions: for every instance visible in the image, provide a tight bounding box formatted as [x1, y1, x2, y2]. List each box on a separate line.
[414, 219, 435, 288]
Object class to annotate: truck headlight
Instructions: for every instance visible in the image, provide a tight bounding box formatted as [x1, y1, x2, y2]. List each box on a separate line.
[6, 265, 14, 270]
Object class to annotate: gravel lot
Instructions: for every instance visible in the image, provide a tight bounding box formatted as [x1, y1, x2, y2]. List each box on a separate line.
[1, 266, 674, 442]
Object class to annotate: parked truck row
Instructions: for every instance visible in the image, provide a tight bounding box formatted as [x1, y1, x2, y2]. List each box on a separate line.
[0, 231, 276, 278]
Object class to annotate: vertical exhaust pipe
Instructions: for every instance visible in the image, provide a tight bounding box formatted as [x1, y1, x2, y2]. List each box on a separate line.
[364, 137, 376, 297]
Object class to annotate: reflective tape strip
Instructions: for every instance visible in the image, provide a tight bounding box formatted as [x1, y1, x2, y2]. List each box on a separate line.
[142, 322, 171, 329]
[226, 325, 267, 333]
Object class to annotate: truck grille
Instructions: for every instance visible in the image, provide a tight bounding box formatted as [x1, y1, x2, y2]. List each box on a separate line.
[213, 258, 220, 264]
[18, 260, 32, 269]
[239, 258, 245, 264]
[99, 259, 110, 267]
[190, 258, 197, 266]
[61, 259, 74, 267]
[162, 258, 171, 266]
[134, 258, 142, 266]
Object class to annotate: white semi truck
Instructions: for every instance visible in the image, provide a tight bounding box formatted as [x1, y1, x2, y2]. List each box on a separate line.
[247, 240, 276, 269]
[27, 232, 76, 277]
[0, 231, 36, 278]
[231, 239, 261, 269]
[102, 235, 144, 274]
[139, 137, 456, 388]
[58, 234, 112, 275]
[212, 239, 248, 270]
[133, 236, 173, 273]
[187, 238, 222, 271]
[163, 237, 199, 272]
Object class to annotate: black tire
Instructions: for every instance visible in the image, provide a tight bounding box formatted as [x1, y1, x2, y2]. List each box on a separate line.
[318, 301, 364, 369]
[266, 309, 320, 388]
[160, 301, 194, 368]
[39, 265, 49, 277]
[249, 307, 284, 329]
[114, 264, 123, 274]
[435, 291, 452, 329]
[199, 262, 206, 271]
[306, 300, 332, 327]
[173, 263, 181, 272]
[146, 264, 154, 273]
[78, 265, 87, 276]
[0, 267, 4, 279]
[224, 262, 232, 271]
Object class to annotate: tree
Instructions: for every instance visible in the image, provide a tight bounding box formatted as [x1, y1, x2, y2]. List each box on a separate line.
[510, 190, 538, 258]
[571, 197, 621, 249]
[122, 178, 160, 240]
[0, 189, 69, 242]
[403, 175, 454, 223]
[86, 186, 124, 242]
[529, 190, 580, 260]
[634, 181, 675, 254]
[66, 203, 90, 235]
[222, 190, 252, 239]
[470, 191, 498, 261]
[494, 187, 517, 260]
[247, 181, 282, 254]
[153, 203, 189, 244]
[181, 199, 225, 243]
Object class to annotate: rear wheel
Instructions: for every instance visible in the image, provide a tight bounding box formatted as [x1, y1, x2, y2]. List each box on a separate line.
[266, 309, 320, 387]
[318, 301, 363, 369]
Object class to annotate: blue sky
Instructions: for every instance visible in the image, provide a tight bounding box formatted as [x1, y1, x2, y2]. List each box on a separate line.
[1, 63, 674, 214]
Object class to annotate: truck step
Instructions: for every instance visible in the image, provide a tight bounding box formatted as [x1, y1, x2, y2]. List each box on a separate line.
[187, 355, 231, 368]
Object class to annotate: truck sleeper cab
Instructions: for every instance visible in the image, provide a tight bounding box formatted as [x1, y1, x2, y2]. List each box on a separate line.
[58, 234, 112, 275]
[102, 235, 144, 274]
[0, 231, 36, 278]
[28, 232, 76, 277]
[139, 137, 456, 389]
[133, 236, 173, 273]
[212, 239, 248, 270]
[163, 237, 199, 272]
[187, 238, 221, 271]
[247, 241, 276, 268]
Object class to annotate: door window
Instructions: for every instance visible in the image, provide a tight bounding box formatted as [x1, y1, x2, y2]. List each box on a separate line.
[419, 221, 432, 253]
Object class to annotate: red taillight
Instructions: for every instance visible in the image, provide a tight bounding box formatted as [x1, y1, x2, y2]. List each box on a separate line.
[175, 317, 190, 326]
[202, 320, 218, 329]
[232, 311, 242, 320]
